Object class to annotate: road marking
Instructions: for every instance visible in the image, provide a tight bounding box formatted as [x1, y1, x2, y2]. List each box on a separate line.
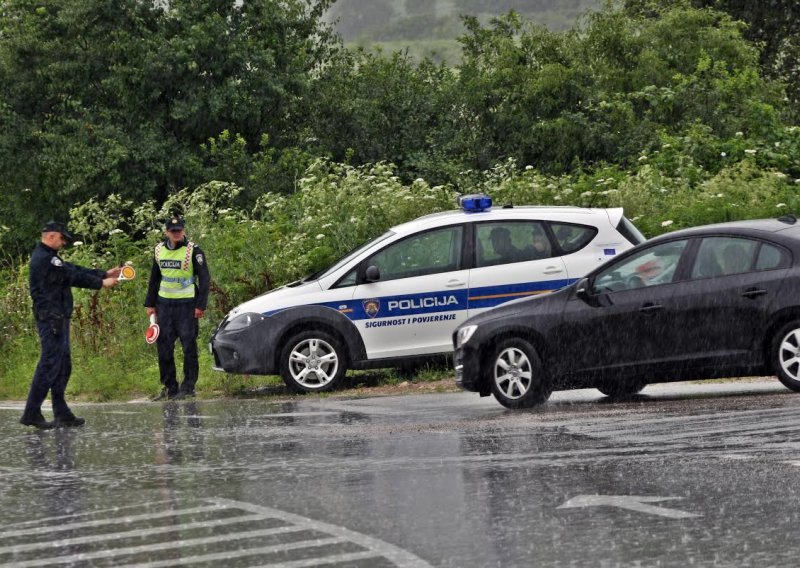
[558, 495, 701, 519]
[0, 498, 433, 568]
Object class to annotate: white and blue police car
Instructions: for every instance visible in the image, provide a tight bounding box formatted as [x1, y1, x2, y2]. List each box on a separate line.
[210, 195, 645, 392]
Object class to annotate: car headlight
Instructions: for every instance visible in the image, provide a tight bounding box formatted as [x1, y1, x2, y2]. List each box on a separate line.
[456, 325, 478, 348]
[224, 313, 264, 332]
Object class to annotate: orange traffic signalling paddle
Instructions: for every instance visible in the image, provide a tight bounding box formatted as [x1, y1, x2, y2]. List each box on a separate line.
[118, 264, 136, 281]
[145, 314, 160, 345]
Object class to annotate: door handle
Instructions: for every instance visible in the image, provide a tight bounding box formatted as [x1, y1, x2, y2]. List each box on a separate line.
[741, 288, 767, 299]
[639, 303, 663, 313]
[543, 266, 563, 275]
[446, 280, 466, 288]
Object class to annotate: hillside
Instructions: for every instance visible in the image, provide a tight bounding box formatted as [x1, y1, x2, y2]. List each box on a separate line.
[324, 0, 600, 62]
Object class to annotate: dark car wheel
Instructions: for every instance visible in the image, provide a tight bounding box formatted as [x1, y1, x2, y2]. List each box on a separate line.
[279, 330, 348, 393]
[490, 338, 552, 409]
[596, 379, 646, 399]
[773, 320, 800, 392]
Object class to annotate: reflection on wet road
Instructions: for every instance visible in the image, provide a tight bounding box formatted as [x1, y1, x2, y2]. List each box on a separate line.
[2, 380, 800, 566]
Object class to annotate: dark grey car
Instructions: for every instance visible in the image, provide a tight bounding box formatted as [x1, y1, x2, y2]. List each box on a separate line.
[453, 216, 800, 408]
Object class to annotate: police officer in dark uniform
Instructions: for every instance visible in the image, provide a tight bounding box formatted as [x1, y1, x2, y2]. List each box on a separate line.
[145, 217, 210, 400]
[21, 222, 121, 429]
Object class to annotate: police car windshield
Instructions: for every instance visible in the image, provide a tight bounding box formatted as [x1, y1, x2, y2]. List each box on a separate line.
[306, 231, 395, 281]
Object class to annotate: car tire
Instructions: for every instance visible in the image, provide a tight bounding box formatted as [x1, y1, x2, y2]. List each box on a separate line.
[279, 330, 348, 393]
[490, 338, 552, 409]
[596, 379, 646, 399]
[772, 320, 800, 392]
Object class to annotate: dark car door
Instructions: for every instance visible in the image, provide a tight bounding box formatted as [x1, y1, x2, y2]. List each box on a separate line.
[667, 236, 790, 371]
[556, 239, 690, 377]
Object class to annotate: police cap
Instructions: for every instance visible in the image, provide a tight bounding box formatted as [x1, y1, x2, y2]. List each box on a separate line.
[165, 217, 185, 231]
[41, 221, 73, 243]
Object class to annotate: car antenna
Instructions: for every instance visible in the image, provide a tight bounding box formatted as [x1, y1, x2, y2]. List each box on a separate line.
[778, 214, 797, 225]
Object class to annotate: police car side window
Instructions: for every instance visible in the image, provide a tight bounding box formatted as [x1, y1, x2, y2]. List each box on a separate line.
[550, 223, 597, 254]
[475, 221, 553, 268]
[367, 226, 463, 282]
[477, 222, 551, 267]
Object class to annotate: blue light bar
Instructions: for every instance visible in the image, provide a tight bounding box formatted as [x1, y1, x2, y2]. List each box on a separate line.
[459, 194, 492, 213]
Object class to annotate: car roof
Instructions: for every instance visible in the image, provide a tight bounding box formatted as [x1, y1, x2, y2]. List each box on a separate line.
[649, 217, 800, 242]
[389, 206, 623, 235]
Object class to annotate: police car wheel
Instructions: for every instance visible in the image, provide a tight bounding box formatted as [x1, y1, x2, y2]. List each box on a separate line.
[596, 379, 646, 399]
[280, 330, 347, 393]
[489, 337, 552, 409]
[772, 320, 800, 392]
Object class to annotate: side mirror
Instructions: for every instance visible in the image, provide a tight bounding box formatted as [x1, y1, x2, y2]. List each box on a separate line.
[574, 277, 592, 299]
[365, 265, 381, 283]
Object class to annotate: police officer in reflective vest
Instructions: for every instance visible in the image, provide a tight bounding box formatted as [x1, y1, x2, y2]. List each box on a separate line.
[21, 221, 121, 429]
[145, 217, 210, 400]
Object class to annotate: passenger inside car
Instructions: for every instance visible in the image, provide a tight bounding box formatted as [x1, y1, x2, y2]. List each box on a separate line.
[722, 242, 749, 275]
[693, 247, 725, 278]
[525, 226, 552, 260]
[489, 227, 524, 264]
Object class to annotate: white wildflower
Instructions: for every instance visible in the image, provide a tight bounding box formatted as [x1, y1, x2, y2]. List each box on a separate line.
[744, 149, 757, 155]
[109, 228, 123, 235]
[72, 241, 83, 247]
[775, 172, 787, 178]
[720, 152, 726, 157]
[315, 234, 325, 240]
[525, 165, 533, 170]
[661, 220, 673, 227]
[638, 155, 648, 162]
[777, 203, 787, 208]
[735, 131, 744, 137]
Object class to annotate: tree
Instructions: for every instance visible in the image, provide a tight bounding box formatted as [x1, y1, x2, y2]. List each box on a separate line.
[625, 0, 800, 118]
[445, 4, 783, 174]
[0, 0, 336, 254]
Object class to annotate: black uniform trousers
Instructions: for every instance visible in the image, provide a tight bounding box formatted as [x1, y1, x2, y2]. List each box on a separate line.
[23, 318, 73, 420]
[156, 301, 199, 395]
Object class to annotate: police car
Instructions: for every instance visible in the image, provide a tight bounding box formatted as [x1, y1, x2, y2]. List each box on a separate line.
[210, 195, 645, 392]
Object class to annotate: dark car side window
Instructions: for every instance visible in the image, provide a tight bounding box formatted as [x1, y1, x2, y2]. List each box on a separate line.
[592, 240, 688, 293]
[690, 237, 759, 279]
[756, 243, 791, 271]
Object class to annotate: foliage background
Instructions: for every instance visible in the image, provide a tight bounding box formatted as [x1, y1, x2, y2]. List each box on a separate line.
[0, 0, 798, 399]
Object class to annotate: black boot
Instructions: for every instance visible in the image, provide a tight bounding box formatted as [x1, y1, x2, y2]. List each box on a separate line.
[54, 415, 85, 428]
[20, 412, 55, 430]
[151, 388, 178, 401]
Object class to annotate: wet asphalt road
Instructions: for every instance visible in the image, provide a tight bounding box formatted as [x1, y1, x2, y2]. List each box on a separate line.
[2, 380, 800, 567]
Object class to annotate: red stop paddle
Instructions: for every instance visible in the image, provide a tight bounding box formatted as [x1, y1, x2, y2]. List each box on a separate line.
[145, 314, 160, 344]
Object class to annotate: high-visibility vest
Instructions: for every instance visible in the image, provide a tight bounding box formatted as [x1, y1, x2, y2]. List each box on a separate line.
[155, 241, 195, 300]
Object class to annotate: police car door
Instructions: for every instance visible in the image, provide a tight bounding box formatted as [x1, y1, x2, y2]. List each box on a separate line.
[351, 225, 468, 359]
[467, 221, 569, 317]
